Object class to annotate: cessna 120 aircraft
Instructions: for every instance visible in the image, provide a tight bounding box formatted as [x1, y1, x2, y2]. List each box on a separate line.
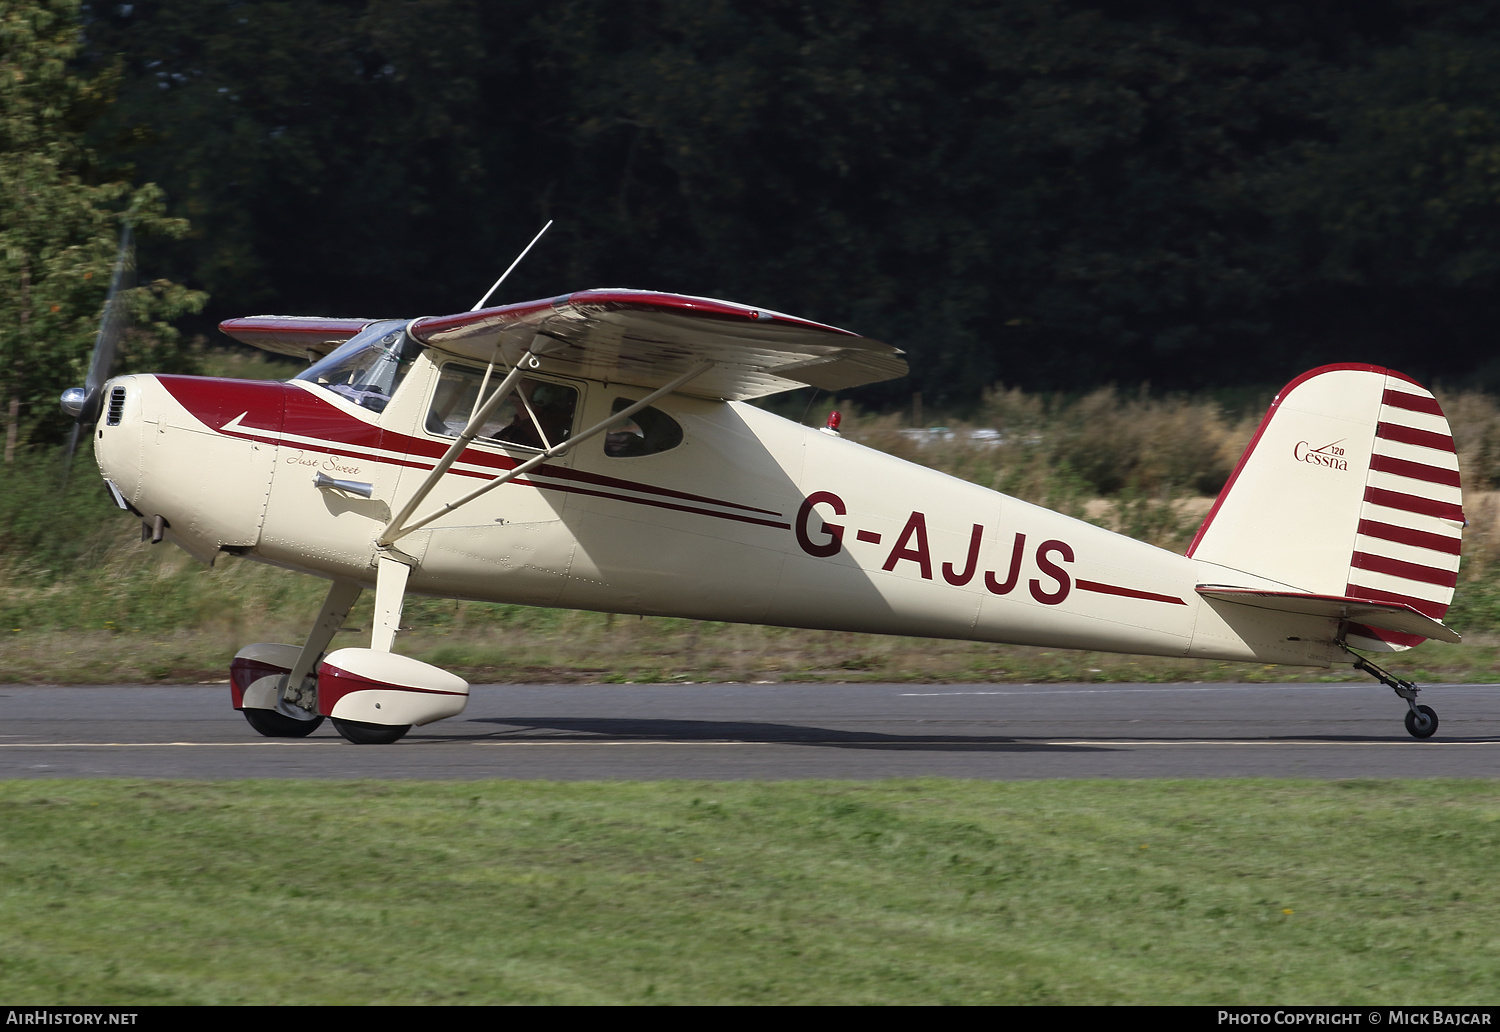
[61, 248, 1465, 744]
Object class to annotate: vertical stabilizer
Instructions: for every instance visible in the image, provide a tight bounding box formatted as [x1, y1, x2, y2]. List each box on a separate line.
[1188, 364, 1463, 651]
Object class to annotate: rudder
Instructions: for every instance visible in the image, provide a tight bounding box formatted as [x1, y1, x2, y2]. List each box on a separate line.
[1188, 364, 1463, 651]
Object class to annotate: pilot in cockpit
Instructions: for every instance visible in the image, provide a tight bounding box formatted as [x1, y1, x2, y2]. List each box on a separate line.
[496, 383, 573, 449]
[299, 321, 417, 413]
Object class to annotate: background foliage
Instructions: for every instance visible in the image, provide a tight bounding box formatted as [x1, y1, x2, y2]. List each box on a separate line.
[1, 0, 204, 452]
[63, 0, 1500, 410]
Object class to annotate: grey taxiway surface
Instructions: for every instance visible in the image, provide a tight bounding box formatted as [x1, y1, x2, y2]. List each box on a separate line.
[4, 681, 1500, 779]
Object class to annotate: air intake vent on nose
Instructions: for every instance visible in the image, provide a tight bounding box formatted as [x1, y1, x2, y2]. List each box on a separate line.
[106, 386, 126, 426]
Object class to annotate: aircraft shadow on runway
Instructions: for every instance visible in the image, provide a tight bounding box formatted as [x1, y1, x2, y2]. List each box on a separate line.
[447, 716, 1108, 751]
[432, 716, 1500, 749]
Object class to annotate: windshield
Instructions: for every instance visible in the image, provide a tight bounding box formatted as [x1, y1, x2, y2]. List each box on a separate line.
[295, 319, 418, 412]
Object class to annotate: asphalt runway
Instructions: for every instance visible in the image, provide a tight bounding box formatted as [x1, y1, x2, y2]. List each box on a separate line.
[5, 680, 1500, 780]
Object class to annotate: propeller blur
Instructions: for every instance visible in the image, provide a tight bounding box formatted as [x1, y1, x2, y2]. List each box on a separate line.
[60, 224, 134, 483]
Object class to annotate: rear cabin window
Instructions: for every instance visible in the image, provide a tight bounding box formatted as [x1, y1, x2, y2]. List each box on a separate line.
[426, 364, 577, 451]
[605, 397, 684, 457]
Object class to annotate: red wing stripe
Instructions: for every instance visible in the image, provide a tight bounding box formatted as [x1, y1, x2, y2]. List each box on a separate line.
[1356, 519, 1461, 555]
[1368, 454, 1461, 488]
[1381, 389, 1444, 416]
[1350, 552, 1457, 588]
[1376, 421, 1455, 452]
[1075, 580, 1186, 605]
[1344, 584, 1448, 619]
[1363, 486, 1465, 522]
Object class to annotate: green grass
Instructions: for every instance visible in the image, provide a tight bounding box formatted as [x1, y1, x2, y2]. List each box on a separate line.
[2, 779, 1498, 1004]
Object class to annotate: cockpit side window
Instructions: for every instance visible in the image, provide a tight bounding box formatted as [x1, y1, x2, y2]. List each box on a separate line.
[605, 397, 684, 457]
[425, 363, 577, 451]
[295, 320, 418, 413]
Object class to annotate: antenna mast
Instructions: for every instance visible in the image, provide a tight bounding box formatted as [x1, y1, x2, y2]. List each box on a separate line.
[470, 220, 554, 311]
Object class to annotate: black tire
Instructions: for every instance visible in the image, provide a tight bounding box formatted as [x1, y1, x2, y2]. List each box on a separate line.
[243, 707, 324, 738]
[1404, 705, 1439, 739]
[331, 717, 411, 745]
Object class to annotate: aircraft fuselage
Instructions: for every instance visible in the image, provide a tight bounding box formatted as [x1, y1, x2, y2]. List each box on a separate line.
[94, 350, 1344, 668]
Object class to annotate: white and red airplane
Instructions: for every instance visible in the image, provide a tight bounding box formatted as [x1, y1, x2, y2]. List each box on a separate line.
[65, 285, 1464, 743]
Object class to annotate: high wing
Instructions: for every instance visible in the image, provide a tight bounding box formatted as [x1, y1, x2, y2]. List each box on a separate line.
[223, 290, 906, 400]
[414, 290, 906, 400]
[219, 316, 376, 361]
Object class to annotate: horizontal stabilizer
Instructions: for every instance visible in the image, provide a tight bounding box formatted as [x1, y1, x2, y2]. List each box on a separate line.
[1196, 586, 1461, 644]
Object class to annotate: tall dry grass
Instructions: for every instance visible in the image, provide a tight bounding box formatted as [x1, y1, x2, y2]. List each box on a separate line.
[840, 383, 1500, 582]
[838, 385, 1262, 553]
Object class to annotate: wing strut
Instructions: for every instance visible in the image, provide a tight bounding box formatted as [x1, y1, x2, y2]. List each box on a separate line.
[378, 348, 535, 545]
[377, 360, 714, 546]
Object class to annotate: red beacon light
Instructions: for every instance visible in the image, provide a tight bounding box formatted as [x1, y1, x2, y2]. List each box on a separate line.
[820, 410, 842, 437]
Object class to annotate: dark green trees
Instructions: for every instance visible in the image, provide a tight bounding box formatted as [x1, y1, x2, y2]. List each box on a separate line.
[1, 0, 203, 457]
[74, 1, 1500, 406]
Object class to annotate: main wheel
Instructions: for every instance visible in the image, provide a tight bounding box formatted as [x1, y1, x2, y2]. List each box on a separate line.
[1404, 705, 1439, 739]
[243, 707, 324, 738]
[331, 718, 411, 745]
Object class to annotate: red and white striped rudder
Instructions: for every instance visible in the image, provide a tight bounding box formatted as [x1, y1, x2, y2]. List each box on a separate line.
[1188, 364, 1463, 651]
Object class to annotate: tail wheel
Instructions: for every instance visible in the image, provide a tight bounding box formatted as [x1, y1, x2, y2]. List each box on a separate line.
[1404, 705, 1439, 739]
[243, 708, 324, 738]
[331, 718, 411, 745]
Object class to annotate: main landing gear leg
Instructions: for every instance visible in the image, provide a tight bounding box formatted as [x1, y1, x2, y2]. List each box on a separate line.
[235, 579, 361, 738]
[328, 554, 415, 746]
[1350, 654, 1439, 739]
[284, 580, 364, 715]
[317, 554, 468, 745]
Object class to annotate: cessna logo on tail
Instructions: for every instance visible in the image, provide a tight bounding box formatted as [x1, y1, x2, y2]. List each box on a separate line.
[1294, 439, 1348, 471]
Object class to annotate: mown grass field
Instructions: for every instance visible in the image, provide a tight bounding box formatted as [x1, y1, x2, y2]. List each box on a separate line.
[2, 779, 1497, 1005]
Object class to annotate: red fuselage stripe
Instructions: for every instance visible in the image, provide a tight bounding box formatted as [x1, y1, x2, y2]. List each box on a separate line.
[222, 421, 788, 528]
[1075, 580, 1187, 606]
[155, 376, 784, 525]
